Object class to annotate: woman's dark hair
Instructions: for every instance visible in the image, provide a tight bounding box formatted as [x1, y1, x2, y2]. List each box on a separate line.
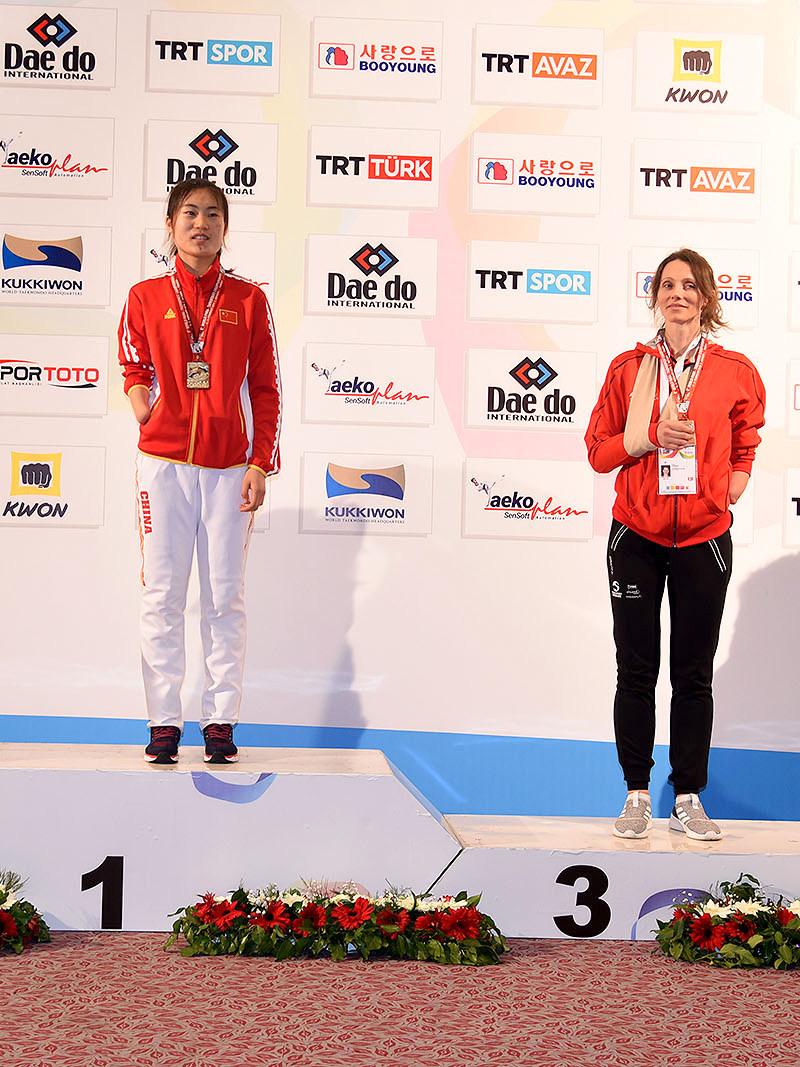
[647, 248, 725, 333]
[164, 179, 229, 257]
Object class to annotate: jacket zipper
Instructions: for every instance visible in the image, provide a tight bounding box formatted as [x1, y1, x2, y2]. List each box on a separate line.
[672, 496, 678, 548]
[186, 391, 199, 464]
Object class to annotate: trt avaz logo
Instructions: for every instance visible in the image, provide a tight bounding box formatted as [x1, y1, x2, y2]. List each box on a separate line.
[328, 243, 417, 308]
[4, 12, 97, 82]
[480, 50, 597, 79]
[639, 166, 755, 193]
[167, 129, 256, 195]
[487, 356, 577, 424]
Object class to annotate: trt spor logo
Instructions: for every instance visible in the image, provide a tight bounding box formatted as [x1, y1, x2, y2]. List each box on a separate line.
[189, 128, 238, 163]
[350, 243, 398, 276]
[27, 13, 77, 47]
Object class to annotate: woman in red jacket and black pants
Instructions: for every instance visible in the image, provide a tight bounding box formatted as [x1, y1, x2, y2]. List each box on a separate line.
[586, 249, 765, 840]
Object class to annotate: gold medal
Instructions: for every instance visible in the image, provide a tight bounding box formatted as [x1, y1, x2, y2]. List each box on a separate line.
[186, 361, 210, 389]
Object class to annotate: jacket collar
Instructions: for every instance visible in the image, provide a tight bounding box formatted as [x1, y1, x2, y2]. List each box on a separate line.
[174, 253, 222, 295]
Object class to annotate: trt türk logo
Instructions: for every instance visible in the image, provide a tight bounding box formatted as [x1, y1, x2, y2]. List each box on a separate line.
[509, 356, 557, 390]
[27, 13, 77, 47]
[189, 128, 238, 163]
[350, 243, 398, 277]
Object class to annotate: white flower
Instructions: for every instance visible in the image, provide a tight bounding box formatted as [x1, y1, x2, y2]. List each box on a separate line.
[787, 900, 800, 916]
[731, 901, 769, 915]
[702, 903, 734, 918]
[281, 891, 306, 907]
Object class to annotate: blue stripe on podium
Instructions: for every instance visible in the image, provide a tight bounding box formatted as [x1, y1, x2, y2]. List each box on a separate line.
[1, 713, 798, 821]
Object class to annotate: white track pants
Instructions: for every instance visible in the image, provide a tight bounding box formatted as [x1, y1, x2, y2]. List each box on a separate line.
[136, 454, 253, 730]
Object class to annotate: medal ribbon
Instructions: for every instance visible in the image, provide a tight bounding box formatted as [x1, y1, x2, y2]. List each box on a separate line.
[657, 333, 707, 420]
[171, 270, 224, 355]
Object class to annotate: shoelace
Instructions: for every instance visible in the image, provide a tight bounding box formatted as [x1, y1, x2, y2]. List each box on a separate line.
[151, 726, 178, 742]
[205, 723, 232, 742]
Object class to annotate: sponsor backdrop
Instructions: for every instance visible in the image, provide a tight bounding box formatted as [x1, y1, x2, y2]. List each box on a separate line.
[1, 0, 799, 823]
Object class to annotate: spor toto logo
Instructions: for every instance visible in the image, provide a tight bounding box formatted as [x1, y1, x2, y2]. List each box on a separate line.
[475, 267, 591, 295]
[0, 357, 99, 388]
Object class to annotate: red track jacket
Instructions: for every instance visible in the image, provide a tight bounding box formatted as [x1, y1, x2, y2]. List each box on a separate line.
[118, 256, 281, 474]
[586, 341, 765, 547]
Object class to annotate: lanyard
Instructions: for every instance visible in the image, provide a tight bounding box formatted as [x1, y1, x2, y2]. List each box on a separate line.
[171, 270, 224, 356]
[656, 333, 707, 420]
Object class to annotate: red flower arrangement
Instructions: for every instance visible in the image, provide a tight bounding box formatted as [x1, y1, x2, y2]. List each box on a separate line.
[656, 875, 800, 969]
[167, 886, 507, 965]
[0, 870, 50, 956]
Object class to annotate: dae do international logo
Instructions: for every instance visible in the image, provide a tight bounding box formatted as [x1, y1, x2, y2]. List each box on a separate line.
[168, 128, 255, 195]
[484, 355, 577, 425]
[4, 450, 65, 519]
[329, 242, 416, 310]
[2, 10, 109, 84]
[324, 463, 406, 526]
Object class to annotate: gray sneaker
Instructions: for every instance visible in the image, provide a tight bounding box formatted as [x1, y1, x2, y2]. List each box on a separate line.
[669, 794, 722, 840]
[613, 791, 652, 838]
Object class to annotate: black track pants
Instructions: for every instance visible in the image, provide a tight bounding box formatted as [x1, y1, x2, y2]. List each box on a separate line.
[606, 519, 732, 794]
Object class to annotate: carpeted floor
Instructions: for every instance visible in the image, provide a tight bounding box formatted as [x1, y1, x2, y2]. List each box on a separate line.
[1, 934, 799, 1066]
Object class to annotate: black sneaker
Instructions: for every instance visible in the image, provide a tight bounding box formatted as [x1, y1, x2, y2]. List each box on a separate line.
[203, 723, 239, 764]
[144, 726, 181, 764]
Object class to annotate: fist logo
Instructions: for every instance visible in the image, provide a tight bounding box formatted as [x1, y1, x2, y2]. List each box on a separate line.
[485, 161, 508, 182]
[326, 46, 348, 66]
[682, 49, 712, 75]
[20, 462, 53, 489]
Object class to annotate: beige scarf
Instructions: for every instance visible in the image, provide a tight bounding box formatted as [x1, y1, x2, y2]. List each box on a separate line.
[623, 335, 696, 458]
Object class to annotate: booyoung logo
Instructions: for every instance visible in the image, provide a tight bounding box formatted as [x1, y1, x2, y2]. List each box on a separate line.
[632, 139, 761, 221]
[0, 225, 111, 307]
[2, 6, 116, 87]
[0, 443, 105, 525]
[0, 116, 113, 197]
[309, 125, 439, 209]
[145, 120, 277, 204]
[148, 12, 279, 94]
[312, 17, 442, 101]
[634, 32, 763, 114]
[304, 343, 435, 426]
[473, 25, 603, 107]
[465, 348, 596, 432]
[471, 132, 600, 216]
[0, 335, 108, 416]
[306, 234, 437, 318]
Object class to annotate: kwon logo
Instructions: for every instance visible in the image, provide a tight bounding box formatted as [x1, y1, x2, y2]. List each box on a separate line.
[475, 268, 592, 295]
[324, 462, 406, 525]
[4, 451, 67, 519]
[470, 474, 588, 523]
[4, 11, 97, 82]
[1, 234, 83, 296]
[166, 131, 256, 194]
[311, 360, 430, 408]
[487, 357, 576, 425]
[315, 153, 432, 181]
[639, 167, 755, 194]
[666, 38, 726, 104]
[0, 131, 108, 182]
[318, 43, 355, 69]
[0, 358, 99, 388]
[481, 51, 597, 79]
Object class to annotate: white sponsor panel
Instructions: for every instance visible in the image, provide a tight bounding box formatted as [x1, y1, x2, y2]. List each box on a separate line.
[311, 17, 442, 102]
[301, 452, 433, 536]
[790, 251, 800, 329]
[793, 147, 800, 223]
[308, 126, 440, 209]
[0, 115, 113, 198]
[628, 247, 759, 330]
[143, 229, 276, 296]
[0, 224, 112, 308]
[306, 235, 437, 319]
[469, 240, 598, 324]
[784, 469, 800, 547]
[632, 139, 761, 221]
[463, 458, 593, 541]
[148, 11, 279, 95]
[145, 120, 277, 204]
[303, 343, 435, 426]
[465, 348, 596, 434]
[471, 132, 600, 216]
[634, 32, 764, 114]
[473, 24, 603, 107]
[789, 360, 800, 435]
[1, 6, 117, 89]
[0, 445, 105, 527]
[0, 335, 108, 417]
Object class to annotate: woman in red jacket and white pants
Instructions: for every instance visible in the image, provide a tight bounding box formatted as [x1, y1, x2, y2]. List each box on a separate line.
[586, 249, 765, 840]
[118, 179, 281, 765]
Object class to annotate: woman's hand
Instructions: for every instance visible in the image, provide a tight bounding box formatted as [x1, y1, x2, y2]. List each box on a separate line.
[128, 387, 151, 424]
[729, 470, 749, 505]
[240, 468, 266, 512]
[656, 419, 695, 450]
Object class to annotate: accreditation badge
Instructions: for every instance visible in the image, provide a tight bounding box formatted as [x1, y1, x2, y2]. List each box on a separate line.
[186, 361, 210, 389]
[658, 421, 696, 496]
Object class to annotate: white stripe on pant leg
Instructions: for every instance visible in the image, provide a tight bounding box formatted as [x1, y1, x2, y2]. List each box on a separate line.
[707, 537, 726, 573]
[137, 454, 199, 729]
[195, 465, 252, 727]
[611, 523, 629, 552]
